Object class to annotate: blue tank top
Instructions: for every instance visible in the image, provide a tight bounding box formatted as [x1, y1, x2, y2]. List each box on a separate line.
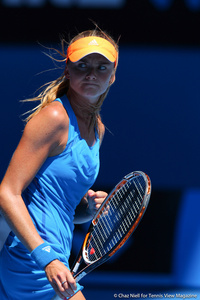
[21, 95, 100, 262]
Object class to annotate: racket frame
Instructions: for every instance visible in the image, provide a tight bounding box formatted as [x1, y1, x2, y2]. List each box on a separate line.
[71, 171, 151, 282]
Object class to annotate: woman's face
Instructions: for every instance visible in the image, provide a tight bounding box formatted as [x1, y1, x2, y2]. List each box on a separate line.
[65, 53, 115, 103]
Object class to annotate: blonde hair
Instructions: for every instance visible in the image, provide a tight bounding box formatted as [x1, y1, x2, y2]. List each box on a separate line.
[24, 28, 119, 136]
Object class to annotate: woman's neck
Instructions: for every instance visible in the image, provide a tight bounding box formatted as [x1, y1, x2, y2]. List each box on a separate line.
[67, 89, 99, 121]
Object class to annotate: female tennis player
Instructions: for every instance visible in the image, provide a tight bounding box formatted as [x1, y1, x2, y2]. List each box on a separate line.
[0, 28, 119, 300]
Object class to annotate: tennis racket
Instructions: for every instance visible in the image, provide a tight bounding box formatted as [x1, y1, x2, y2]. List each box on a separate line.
[52, 171, 151, 300]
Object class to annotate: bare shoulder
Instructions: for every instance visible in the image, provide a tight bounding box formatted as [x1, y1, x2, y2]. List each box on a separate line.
[39, 101, 69, 127]
[22, 101, 69, 156]
[26, 101, 69, 133]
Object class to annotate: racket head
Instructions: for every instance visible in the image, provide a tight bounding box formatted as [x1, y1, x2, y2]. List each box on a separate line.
[80, 171, 151, 267]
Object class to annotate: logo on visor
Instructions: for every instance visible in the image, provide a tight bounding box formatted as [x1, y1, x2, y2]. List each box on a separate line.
[88, 39, 99, 46]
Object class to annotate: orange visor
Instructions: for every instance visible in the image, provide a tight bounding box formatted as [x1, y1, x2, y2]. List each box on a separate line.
[66, 36, 118, 67]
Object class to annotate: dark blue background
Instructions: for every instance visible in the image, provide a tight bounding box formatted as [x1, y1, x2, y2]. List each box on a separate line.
[1, 0, 200, 294]
[1, 45, 200, 189]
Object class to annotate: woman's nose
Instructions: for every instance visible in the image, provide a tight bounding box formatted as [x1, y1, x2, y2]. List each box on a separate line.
[85, 68, 96, 80]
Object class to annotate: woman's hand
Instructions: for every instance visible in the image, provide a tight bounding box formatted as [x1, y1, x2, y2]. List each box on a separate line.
[74, 190, 108, 224]
[45, 260, 77, 299]
[87, 190, 108, 217]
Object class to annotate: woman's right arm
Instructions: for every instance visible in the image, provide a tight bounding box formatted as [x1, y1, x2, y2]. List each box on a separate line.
[0, 102, 67, 251]
[0, 102, 77, 298]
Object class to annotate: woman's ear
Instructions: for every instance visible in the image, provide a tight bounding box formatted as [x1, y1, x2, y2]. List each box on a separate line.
[109, 71, 116, 85]
[64, 67, 70, 79]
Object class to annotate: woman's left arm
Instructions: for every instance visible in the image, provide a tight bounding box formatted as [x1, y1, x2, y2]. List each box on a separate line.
[74, 190, 107, 224]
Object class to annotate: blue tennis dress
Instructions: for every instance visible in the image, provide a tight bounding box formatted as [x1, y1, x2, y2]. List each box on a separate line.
[0, 96, 100, 299]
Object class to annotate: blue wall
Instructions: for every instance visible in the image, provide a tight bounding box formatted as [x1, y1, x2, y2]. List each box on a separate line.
[1, 45, 200, 189]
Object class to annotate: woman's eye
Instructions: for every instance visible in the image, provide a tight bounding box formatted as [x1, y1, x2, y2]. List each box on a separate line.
[99, 65, 106, 70]
[78, 63, 87, 68]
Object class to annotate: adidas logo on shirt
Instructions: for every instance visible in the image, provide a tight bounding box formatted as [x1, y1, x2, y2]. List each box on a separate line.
[88, 39, 99, 46]
[42, 245, 51, 253]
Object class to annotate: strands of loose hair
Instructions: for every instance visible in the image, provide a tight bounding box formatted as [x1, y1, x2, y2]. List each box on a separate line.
[22, 27, 118, 137]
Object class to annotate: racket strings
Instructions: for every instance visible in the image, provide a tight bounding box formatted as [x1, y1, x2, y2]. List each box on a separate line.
[86, 176, 146, 262]
[92, 179, 144, 252]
